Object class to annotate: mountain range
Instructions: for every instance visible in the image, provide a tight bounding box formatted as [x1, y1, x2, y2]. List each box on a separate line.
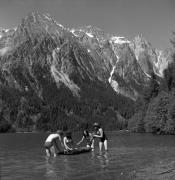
[0, 12, 173, 132]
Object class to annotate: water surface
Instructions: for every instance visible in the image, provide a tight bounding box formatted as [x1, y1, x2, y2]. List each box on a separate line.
[1, 132, 175, 179]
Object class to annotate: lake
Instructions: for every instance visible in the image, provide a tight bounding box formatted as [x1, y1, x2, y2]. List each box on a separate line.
[1, 132, 175, 180]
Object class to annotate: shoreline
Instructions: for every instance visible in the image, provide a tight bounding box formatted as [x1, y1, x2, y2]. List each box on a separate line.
[1, 128, 175, 135]
[1, 130, 175, 136]
[1, 129, 131, 134]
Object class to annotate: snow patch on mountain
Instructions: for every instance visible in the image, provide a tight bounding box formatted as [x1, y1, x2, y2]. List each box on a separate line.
[70, 29, 75, 33]
[108, 56, 119, 83]
[0, 28, 10, 33]
[70, 29, 79, 37]
[110, 36, 130, 44]
[86, 32, 94, 38]
[155, 50, 162, 69]
[56, 22, 64, 28]
[4, 29, 10, 33]
[144, 72, 151, 78]
[108, 66, 115, 83]
[43, 14, 52, 21]
[155, 50, 165, 77]
[111, 80, 120, 93]
[70, 28, 95, 38]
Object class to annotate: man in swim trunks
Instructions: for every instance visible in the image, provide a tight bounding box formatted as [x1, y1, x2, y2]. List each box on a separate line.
[44, 130, 64, 157]
[92, 122, 108, 152]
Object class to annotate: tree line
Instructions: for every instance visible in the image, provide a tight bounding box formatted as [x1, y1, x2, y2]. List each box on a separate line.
[128, 33, 175, 134]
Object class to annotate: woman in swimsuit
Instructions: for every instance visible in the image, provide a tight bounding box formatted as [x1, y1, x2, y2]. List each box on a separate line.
[77, 130, 94, 150]
[92, 122, 108, 152]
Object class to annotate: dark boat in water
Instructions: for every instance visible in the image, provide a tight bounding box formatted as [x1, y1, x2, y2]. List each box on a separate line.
[57, 147, 91, 155]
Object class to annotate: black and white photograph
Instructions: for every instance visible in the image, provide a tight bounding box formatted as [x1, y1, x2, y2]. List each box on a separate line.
[0, 0, 175, 179]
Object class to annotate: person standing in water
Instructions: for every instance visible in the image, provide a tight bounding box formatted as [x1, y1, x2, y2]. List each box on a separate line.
[44, 130, 64, 157]
[77, 130, 94, 150]
[92, 122, 108, 152]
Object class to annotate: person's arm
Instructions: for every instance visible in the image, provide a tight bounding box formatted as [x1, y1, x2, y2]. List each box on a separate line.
[52, 135, 60, 152]
[77, 136, 84, 145]
[93, 128, 103, 138]
[53, 139, 60, 152]
[89, 133, 94, 142]
[63, 137, 73, 150]
[58, 135, 64, 148]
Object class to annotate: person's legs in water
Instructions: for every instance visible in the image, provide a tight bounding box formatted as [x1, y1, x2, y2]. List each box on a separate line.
[91, 139, 94, 151]
[44, 142, 52, 157]
[99, 141, 103, 152]
[46, 149, 51, 157]
[50, 146, 57, 157]
[104, 140, 108, 151]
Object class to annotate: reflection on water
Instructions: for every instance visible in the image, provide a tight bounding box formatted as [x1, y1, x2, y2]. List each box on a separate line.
[44, 150, 111, 180]
[1, 132, 175, 179]
[45, 157, 57, 179]
[97, 152, 109, 169]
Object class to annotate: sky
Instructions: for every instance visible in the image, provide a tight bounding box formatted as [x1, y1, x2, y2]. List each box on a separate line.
[0, 0, 175, 50]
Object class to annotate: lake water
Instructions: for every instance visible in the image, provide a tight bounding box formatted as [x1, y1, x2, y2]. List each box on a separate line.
[1, 132, 175, 180]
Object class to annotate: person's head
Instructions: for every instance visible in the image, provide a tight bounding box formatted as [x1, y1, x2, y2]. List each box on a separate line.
[66, 131, 72, 139]
[83, 130, 89, 137]
[93, 122, 100, 131]
[56, 130, 64, 136]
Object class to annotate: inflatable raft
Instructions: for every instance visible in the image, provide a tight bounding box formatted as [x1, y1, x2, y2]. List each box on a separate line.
[57, 147, 91, 155]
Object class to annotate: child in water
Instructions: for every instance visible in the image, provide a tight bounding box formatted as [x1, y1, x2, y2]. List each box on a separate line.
[63, 131, 74, 151]
[44, 130, 64, 157]
[77, 130, 94, 150]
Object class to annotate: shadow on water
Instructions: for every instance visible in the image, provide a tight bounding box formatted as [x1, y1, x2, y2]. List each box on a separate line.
[45, 157, 57, 179]
[97, 151, 110, 169]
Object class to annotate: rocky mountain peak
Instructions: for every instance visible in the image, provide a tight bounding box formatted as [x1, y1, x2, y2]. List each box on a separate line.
[21, 12, 64, 28]
[13, 12, 66, 47]
[134, 34, 149, 45]
[0, 12, 174, 132]
[0, 12, 173, 101]
[72, 25, 107, 42]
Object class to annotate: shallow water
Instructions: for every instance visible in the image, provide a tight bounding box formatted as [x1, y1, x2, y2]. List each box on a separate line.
[1, 132, 175, 180]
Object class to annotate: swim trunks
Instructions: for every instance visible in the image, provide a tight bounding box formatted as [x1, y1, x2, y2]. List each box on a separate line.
[44, 141, 53, 149]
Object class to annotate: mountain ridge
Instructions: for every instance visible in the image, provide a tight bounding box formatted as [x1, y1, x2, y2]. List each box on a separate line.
[0, 12, 173, 101]
[0, 12, 173, 132]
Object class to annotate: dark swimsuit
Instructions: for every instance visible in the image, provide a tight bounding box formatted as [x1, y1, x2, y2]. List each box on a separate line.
[100, 130, 107, 142]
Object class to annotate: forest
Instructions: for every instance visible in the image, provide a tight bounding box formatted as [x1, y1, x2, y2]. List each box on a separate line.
[0, 75, 134, 133]
[128, 34, 175, 134]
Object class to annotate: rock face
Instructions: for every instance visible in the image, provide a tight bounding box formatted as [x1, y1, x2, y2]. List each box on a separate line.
[70, 27, 173, 100]
[0, 12, 173, 131]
